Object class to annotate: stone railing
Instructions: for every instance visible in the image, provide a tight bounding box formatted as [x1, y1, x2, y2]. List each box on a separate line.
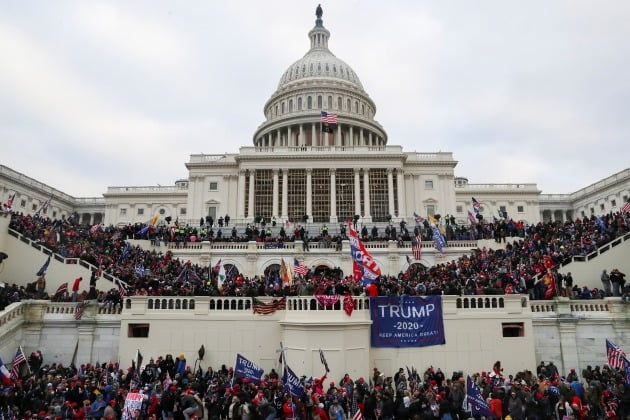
[530, 297, 626, 316]
[7, 229, 129, 288]
[0, 302, 25, 329]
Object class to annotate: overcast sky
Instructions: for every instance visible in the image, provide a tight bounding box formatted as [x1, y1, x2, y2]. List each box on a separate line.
[1, 1, 628, 197]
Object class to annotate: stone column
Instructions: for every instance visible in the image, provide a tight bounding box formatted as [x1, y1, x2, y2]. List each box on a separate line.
[330, 169, 337, 223]
[354, 168, 361, 216]
[248, 170, 255, 221]
[349, 126, 354, 146]
[299, 124, 304, 146]
[336, 123, 341, 147]
[272, 169, 279, 218]
[397, 169, 406, 218]
[276, 129, 280, 147]
[287, 126, 292, 147]
[363, 169, 371, 220]
[387, 168, 395, 219]
[311, 123, 316, 146]
[237, 170, 246, 219]
[282, 169, 289, 220]
[306, 168, 313, 220]
[360, 128, 364, 146]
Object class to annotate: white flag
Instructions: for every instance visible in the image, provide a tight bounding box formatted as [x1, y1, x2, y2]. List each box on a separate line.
[218, 265, 226, 288]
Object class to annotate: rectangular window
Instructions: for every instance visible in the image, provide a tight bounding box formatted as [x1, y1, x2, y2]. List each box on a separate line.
[611, 199, 616, 207]
[335, 169, 355, 222]
[590, 208, 595, 214]
[499, 205, 507, 213]
[120, 208, 127, 216]
[208, 207, 217, 220]
[52, 211, 57, 218]
[180, 207, 187, 215]
[424, 180, 433, 189]
[32, 204, 37, 211]
[287, 169, 306, 222]
[137, 208, 144, 215]
[426, 205, 435, 217]
[369, 168, 389, 222]
[502, 322, 524, 337]
[456, 205, 463, 213]
[600, 204, 605, 211]
[128, 323, 150, 338]
[312, 169, 330, 223]
[254, 169, 273, 220]
[20, 199, 26, 207]
[517, 205, 524, 213]
[209, 182, 218, 191]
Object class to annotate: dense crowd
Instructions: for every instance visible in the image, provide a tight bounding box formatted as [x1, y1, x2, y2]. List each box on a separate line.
[1, 351, 629, 420]
[2, 210, 629, 306]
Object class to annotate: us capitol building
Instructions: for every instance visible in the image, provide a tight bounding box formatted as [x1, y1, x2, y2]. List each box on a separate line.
[2, 7, 629, 232]
[0, 5, 629, 380]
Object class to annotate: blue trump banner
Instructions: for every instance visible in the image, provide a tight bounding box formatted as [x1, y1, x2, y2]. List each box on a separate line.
[234, 354, 264, 384]
[467, 376, 495, 418]
[283, 364, 305, 397]
[370, 296, 445, 347]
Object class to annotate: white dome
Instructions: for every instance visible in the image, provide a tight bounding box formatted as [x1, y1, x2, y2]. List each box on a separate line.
[277, 49, 364, 91]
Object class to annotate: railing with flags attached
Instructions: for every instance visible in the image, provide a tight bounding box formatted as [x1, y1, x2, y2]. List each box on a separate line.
[7, 228, 130, 289]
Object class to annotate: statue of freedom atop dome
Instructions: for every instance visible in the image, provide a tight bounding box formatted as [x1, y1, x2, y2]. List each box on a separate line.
[316, 4, 323, 19]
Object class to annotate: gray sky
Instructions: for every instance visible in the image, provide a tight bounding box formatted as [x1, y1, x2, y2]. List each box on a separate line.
[1, 1, 628, 197]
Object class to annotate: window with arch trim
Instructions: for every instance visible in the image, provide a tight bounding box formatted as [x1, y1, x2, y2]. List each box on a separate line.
[298, 97, 302, 110]
[317, 96, 322, 109]
[307, 96, 312, 109]
[337, 97, 342, 110]
[289, 99, 293, 112]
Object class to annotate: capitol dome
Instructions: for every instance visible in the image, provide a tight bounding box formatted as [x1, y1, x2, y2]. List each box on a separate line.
[253, 6, 387, 148]
[277, 37, 365, 92]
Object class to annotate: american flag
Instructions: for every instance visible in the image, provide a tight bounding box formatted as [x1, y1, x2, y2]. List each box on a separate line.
[54, 282, 68, 297]
[294, 258, 308, 276]
[253, 297, 287, 315]
[6, 191, 15, 208]
[352, 409, 364, 420]
[621, 198, 630, 214]
[74, 301, 89, 320]
[606, 339, 626, 369]
[320, 111, 338, 124]
[412, 235, 422, 260]
[117, 280, 127, 299]
[413, 212, 425, 224]
[10, 347, 26, 381]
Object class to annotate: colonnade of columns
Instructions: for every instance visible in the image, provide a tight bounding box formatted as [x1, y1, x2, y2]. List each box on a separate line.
[255, 122, 384, 148]
[237, 168, 404, 222]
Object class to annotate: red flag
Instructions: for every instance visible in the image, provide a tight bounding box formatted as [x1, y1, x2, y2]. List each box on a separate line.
[343, 293, 356, 316]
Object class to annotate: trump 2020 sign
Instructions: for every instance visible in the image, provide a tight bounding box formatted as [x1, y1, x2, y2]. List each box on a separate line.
[370, 296, 445, 347]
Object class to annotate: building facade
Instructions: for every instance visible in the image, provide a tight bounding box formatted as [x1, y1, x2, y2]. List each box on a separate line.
[1, 8, 628, 234]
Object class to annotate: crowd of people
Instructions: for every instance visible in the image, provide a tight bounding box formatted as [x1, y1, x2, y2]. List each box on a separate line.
[1, 210, 628, 307]
[1, 351, 629, 420]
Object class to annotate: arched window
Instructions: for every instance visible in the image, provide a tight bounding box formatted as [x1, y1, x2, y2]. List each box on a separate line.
[325, 63, 329, 72]
[328, 96, 333, 109]
[317, 96, 322, 108]
[275, 105, 278, 116]
[281, 102, 285, 114]
[298, 97, 302, 110]
[289, 99, 293, 112]
[354, 101, 358, 113]
[307, 96, 312, 109]
[310, 63, 313, 72]
[347, 99, 351, 111]
[337, 97, 342, 110]
[362, 104, 365, 115]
